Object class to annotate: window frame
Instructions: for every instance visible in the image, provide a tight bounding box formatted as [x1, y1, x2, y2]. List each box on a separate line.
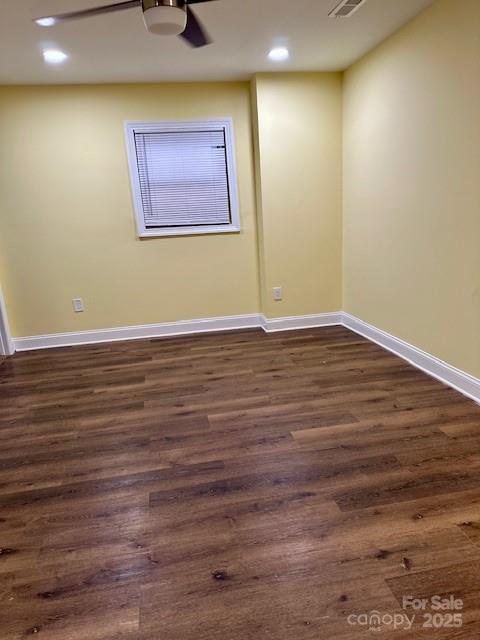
[124, 118, 241, 238]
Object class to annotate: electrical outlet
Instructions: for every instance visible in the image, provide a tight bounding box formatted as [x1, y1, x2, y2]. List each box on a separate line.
[273, 287, 283, 301]
[72, 298, 84, 313]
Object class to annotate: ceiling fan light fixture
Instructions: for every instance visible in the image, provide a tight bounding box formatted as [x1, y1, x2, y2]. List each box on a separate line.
[143, 5, 187, 35]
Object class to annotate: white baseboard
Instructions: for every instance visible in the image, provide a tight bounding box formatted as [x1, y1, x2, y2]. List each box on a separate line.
[13, 312, 343, 351]
[13, 314, 263, 351]
[261, 312, 343, 333]
[11, 310, 480, 405]
[342, 313, 480, 404]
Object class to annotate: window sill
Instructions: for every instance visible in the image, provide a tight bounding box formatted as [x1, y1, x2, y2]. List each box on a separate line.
[138, 225, 241, 239]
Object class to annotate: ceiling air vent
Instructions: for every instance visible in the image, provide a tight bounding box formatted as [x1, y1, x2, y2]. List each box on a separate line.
[329, 0, 368, 18]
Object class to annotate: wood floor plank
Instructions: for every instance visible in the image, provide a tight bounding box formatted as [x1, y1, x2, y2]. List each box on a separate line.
[1, 326, 480, 638]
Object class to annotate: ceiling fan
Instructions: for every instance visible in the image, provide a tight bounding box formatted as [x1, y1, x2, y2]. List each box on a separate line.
[34, 0, 217, 48]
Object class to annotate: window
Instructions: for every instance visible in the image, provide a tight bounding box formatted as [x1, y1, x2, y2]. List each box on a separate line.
[125, 119, 240, 238]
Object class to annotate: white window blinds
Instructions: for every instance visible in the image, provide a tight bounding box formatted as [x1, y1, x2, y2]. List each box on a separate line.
[125, 120, 240, 238]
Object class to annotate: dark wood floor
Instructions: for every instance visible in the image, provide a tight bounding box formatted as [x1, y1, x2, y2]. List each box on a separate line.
[1, 327, 480, 639]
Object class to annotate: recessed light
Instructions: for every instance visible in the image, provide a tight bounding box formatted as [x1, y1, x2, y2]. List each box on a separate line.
[36, 17, 57, 27]
[43, 49, 68, 64]
[268, 47, 289, 62]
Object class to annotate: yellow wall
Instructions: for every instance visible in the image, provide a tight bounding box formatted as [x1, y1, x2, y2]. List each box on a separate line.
[0, 77, 344, 338]
[0, 83, 261, 336]
[252, 73, 343, 318]
[249, 77, 268, 315]
[343, 0, 480, 377]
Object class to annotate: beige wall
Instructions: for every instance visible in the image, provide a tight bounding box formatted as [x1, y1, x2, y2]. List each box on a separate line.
[252, 73, 343, 318]
[0, 76, 344, 338]
[0, 83, 260, 336]
[343, 0, 480, 377]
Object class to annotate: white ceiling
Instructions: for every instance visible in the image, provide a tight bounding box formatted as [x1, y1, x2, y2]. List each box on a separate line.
[0, 0, 434, 84]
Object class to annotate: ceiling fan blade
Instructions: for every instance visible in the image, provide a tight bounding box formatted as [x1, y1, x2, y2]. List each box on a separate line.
[179, 5, 211, 48]
[33, 0, 141, 25]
